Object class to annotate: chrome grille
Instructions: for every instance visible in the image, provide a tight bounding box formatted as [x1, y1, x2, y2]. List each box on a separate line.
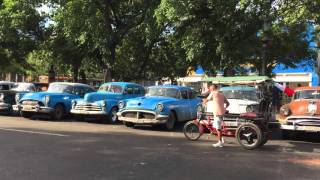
[22, 101, 40, 106]
[123, 111, 155, 119]
[74, 104, 102, 111]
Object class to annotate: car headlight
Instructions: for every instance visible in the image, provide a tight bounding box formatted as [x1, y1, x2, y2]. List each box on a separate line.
[280, 106, 291, 116]
[72, 100, 77, 108]
[0, 93, 3, 101]
[101, 100, 107, 107]
[118, 101, 125, 109]
[246, 105, 254, 113]
[15, 94, 20, 103]
[157, 103, 164, 112]
[44, 96, 50, 106]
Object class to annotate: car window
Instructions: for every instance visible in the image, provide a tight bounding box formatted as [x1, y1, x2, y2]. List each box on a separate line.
[99, 84, 123, 93]
[181, 90, 188, 99]
[133, 87, 140, 94]
[294, 90, 320, 99]
[188, 90, 196, 99]
[126, 87, 134, 94]
[0, 85, 10, 90]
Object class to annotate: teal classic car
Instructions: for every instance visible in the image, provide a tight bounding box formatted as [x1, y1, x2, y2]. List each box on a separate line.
[15, 82, 95, 119]
[117, 85, 201, 130]
[70, 82, 145, 123]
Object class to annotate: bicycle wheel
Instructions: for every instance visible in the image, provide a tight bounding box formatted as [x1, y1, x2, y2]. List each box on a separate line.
[236, 123, 262, 150]
[183, 121, 202, 141]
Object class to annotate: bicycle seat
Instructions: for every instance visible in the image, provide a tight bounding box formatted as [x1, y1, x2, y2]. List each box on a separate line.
[240, 112, 257, 118]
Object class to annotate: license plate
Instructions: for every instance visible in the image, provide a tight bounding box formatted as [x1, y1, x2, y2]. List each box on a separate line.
[23, 105, 34, 111]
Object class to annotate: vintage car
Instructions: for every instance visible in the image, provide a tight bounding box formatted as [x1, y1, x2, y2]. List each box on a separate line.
[117, 85, 201, 130]
[0, 83, 36, 114]
[278, 86, 320, 134]
[0, 81, 15, 90]
[70, 82, 145, 123]
[220, 86, 261, 114]
[15, 82, 95, 120]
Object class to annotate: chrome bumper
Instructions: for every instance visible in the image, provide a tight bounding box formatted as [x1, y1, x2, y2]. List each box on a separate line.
[117, 110, 169, 124]
[281, 116, 320, 132]
[281, 125, 320, 132]
[70, 109, 108, 115]
[14, 104, 54, 114]
[0, 102, 11, 111]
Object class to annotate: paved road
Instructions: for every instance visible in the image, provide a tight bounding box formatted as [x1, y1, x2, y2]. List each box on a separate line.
[0, 115, 319, 180]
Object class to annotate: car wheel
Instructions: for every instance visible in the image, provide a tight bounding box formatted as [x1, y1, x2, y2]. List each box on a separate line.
[52, 104, 65, 120]
[165, 111, 176, 131]
[123, 121, 135, 127]
[108, 107, 118, 124]
[21, 111, 33, 118]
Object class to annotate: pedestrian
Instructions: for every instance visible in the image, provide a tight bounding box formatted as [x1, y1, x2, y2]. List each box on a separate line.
[203, 84, 230, 148]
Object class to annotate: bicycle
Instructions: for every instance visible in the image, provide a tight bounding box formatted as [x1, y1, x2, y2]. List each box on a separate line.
[183, 107, 269, 150]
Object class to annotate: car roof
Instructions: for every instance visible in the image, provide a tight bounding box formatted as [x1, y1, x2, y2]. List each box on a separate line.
[0, 81, 15, 85]
[50, 82, 93, 88]
[100, 82, 141, 87]
[295, 86, 320, 91]
[148, 85, 192, 90]
[220, 86, 256, 91]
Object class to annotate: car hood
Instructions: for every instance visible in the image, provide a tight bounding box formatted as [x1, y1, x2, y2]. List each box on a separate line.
[20, 92, 71, 102]
[289, 99, 320, 115]
[125, 96, 177, 110]
[83, 92, 121, 102]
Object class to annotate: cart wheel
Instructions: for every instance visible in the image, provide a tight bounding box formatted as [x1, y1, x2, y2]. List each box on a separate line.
[236, 123, 262, 150]
[259, 132, 269, 147]
[183, 121, 202, 141]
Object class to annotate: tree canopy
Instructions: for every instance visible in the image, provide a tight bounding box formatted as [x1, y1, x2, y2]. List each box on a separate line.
[0, 0, 319, 81]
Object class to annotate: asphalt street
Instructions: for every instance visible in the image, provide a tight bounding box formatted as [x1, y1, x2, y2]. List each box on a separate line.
[0, 115, 319, 180]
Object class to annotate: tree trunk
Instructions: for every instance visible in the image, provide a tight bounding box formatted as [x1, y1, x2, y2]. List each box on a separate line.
[79, 70, 87, 84]
[72, 63, 79, 83]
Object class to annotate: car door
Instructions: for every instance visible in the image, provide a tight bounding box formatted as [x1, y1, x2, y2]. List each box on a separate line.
[188, 90, 200, 119]
[178, 90, 192, 121]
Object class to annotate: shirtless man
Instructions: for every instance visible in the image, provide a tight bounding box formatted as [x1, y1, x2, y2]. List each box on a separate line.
[204, 84, 230, 147]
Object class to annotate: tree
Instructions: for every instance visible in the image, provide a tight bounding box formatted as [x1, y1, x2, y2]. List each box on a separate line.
[155, 0, 318, 76]
[0, 0, 46, 74]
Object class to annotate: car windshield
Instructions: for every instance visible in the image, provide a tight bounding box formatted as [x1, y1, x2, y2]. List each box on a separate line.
[47, 84, 74, 94]
[11, 83, 35, 92]
[0, 85, 10, 90]
[222, 90, 258, 101]
[98, 84, 123, 93]
[294, 90, 320, 99]
[147, 87, 179, 98]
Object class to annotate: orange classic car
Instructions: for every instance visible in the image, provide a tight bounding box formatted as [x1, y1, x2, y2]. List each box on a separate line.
[278, 86, 320, 133]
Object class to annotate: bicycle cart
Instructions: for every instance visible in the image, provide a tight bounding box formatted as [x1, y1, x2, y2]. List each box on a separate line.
[183, 105, 269, 150]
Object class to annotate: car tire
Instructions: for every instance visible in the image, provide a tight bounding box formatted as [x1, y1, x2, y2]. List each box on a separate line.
[52, 104, 65, 120]
[21, 111, 33, 118]
[123, 121, 135, 127]
[165, 111, 176, 131]
[108, 107, 118, 124]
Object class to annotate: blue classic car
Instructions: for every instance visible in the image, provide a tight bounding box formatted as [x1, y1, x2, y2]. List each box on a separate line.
[117, 85, 201, 130]
[70, 82, 145, 123]
[16, 82, 95, 120]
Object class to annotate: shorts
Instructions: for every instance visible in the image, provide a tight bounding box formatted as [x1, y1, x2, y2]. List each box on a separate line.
[213, 116, 223, 130]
